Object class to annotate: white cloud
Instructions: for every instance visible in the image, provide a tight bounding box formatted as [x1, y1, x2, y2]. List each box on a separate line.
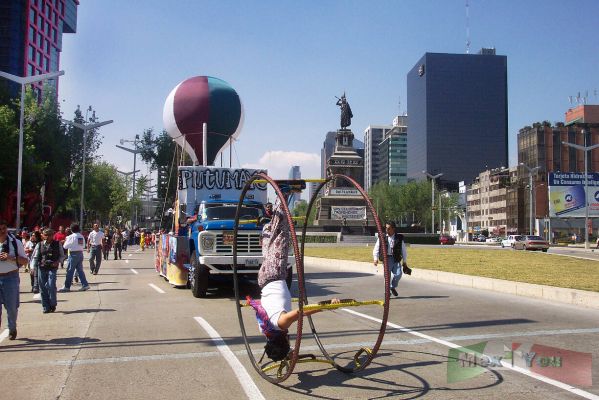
[242, 151, 321, 203]
[243, 151, 321, 180]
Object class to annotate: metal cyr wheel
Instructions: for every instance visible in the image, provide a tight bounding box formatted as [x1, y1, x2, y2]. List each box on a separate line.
[299, 173, 390, 373]
[233, 172, 390, 383]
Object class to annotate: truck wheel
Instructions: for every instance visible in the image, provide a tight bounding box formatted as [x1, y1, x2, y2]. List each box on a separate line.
[190, 253, 210, 298]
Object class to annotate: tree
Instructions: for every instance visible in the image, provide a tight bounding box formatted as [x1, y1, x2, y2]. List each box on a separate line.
[138, 128, 180, 220]
[292, 200, 317, 226]
[77, 162, 128, 226]
[369, 180, 433, 229]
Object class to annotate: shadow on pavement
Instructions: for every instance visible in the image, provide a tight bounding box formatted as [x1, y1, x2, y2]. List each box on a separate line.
[59, 308, 116, 315]
[283, 348, 504, 400]
[405, 318, 535, 332]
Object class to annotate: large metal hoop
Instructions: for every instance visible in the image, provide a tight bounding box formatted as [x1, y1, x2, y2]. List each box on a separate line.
[233, 172, 305, 383]
[299, 173, 390, 373]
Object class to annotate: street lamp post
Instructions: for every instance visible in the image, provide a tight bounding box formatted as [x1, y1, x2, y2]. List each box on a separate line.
[423, 171, 443, 234]
[562, 130, 599, 250]
[117, 135, 142, 227]
[520, 163, 540, 236]
[62, 116, 113, 226]
[0, 69, 65, 229]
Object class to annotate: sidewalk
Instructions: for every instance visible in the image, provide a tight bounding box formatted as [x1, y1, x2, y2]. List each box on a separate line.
[304, 256, 599, 310]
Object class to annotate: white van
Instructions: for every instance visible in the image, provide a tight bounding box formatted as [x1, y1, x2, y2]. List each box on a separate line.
[501, 235, 522, 248]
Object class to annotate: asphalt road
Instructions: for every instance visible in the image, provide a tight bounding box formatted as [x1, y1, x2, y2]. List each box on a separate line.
[1, 247, 598, 400]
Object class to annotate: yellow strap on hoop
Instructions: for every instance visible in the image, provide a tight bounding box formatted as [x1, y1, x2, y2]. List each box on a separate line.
[303, 299, 384, 311]
[240, 299, 384, 310]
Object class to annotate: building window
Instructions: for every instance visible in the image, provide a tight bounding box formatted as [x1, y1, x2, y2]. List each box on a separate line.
[27, 64, 34, 76]
[30, 9, 36, 23]
[28, 45, 35, 61]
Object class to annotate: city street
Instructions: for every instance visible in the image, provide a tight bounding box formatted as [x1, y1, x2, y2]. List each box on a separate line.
[1, 248, 598, 400]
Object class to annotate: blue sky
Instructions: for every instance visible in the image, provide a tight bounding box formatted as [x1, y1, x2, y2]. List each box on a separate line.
[58, 0, 599, 181]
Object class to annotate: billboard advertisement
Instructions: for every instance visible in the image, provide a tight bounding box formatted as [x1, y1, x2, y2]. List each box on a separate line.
[548, 172, 599, 217]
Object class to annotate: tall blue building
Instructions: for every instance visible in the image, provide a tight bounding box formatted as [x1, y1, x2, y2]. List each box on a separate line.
[0, 0, 78, 98]
[407, 49, 508, 189]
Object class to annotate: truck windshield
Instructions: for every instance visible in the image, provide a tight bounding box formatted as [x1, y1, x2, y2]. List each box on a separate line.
[204, 206, 261, 221]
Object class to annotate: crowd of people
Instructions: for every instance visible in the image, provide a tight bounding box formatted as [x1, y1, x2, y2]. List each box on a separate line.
[0, 220, 161, 341]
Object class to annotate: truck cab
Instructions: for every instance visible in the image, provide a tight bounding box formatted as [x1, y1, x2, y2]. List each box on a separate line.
[188, 199, 266, 296]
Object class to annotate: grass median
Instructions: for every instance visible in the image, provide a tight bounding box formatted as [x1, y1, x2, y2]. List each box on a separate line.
[304, 246, 599, 292]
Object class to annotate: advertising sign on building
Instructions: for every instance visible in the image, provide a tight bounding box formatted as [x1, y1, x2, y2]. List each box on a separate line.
[548, 172, 599, 217]
[331, 206, 367, 220]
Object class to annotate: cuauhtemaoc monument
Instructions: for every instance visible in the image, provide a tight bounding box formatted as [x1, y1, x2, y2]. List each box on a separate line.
[314, 94, 375, 234]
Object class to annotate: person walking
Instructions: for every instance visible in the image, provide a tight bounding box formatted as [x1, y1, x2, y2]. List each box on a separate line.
[112, 229, 123, 260]
[59, 224, 90, 293]
[35, 228, 62, 313]
[87, 224, 104, 275]
[0, 219, 28, 340]
[121, 229, 129, 251]
[25, 231, 42, 293]
[53, 226, 67, 268]
[373, 221, 410, 297]
[140, 230, 146, 251]
[102, 228, 112, 261]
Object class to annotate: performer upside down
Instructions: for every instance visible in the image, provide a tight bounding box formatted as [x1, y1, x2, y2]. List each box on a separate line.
[249, 197, 339, 362]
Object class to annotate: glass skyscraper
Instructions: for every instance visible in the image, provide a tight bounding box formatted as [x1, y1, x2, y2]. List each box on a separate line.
[0, 0, 78, 97]
[407, 50, 508, 189]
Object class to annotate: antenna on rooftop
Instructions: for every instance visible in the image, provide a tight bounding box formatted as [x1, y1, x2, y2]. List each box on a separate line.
[465, 0, 471, 54]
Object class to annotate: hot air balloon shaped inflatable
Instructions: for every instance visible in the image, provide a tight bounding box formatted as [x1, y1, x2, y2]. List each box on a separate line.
[163, 76, 244, 165]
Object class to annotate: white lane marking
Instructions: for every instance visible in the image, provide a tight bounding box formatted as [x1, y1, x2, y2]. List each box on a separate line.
[3, 326, 599, 370]
[148, 283, 165, 294]
[130, 268, 138, 274]
[125, 260, 129, 264]
[194, 316, 265, 400]
[0, 329, 8, 343]
[33, 293, 41, 301]
[344, 308, 599, 400]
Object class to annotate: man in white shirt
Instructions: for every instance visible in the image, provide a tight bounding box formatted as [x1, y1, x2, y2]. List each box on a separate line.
[87, 224, 105, 275]
[0, 219, 28, 340]
[59, 223, 90, 292]
[373, 221, 409, 297]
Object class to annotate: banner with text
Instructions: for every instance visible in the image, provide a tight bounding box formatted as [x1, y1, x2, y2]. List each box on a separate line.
[548, 172, 599, 217]
[330, 206, 367, 220]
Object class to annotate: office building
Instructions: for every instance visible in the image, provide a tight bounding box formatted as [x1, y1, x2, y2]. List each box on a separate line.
[0, 0, 78, 97]
[363, 125, 393, 191]
[517, 112, 599, 237]
[407, 49, 508, 189]
[288, 165, 301, 210]
[379, 115, 408, 186]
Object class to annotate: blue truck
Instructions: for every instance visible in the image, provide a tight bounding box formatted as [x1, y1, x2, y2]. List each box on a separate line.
[155, 166, 296, 298]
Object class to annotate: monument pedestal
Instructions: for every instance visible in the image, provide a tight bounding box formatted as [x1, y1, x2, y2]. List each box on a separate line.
[314, 129, 376, 235]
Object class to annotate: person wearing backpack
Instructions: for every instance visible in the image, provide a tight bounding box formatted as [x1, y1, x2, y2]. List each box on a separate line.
[0, 219, 28, 340]
[35, 228, 63, 313]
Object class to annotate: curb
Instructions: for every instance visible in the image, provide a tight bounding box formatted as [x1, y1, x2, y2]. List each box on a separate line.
[304, 256, 599, 310]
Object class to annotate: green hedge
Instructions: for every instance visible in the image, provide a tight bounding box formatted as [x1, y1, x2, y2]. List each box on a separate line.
[302, 235, 338, 243]
[402, 235, 440, 245]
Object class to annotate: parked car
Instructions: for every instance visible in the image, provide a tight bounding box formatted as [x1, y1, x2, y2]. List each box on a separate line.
[439, 235, 455, 245]
[475, 234, 487, 242]
[485, 236, 502, 243]
[501, 235, 522, 248]
[513, 235, 550, 252]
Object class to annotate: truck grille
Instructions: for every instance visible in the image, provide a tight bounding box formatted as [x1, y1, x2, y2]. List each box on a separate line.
[216, 232, 262, 254]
